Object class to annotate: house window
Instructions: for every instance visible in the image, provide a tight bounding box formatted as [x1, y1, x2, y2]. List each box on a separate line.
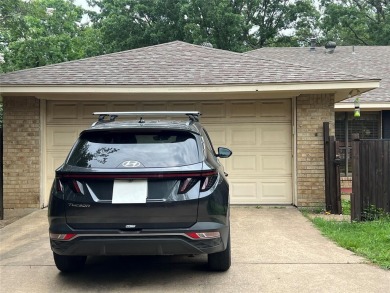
[335, 112, 381, 176]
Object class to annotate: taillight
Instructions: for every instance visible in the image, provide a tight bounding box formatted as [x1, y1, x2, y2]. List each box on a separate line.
[201, 174, 218, 192]
[178, 178, 199, 194]
[50, 233, 77, 241]
[55, 175, 84, 194]
[178, 170, 218, 194]
[56, 170, 217, 195]
[71, 180, 84, 194]
[56, 178, 63, 192]
[185, 232, 220, 240]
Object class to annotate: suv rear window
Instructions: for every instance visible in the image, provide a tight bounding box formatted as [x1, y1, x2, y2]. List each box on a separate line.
[66, 130, 200, 168]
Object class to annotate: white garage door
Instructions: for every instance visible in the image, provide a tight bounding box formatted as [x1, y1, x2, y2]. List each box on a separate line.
[44, 99, 292, 206]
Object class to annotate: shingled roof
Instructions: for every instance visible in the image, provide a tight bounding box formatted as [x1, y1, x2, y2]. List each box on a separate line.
[246, 46, 390, 103]
[0, 41, 376, 86]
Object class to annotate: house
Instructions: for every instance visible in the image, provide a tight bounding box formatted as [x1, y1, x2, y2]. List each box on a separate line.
[0, 41, 380, 209]
[246, 45, 390, 190]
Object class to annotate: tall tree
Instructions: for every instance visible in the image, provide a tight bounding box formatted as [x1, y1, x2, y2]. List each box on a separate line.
[182, 0, 245, 51]
[320, 0, 390, 45]
[88, 0, 189, 52]
[1, 0, 104, 72]
[0, 0, 29, 44]
[243, 0, 321, 48]
[88, 0, 319, 52]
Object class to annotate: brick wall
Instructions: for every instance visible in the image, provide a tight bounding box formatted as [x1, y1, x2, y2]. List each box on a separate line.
[296, 94, 335, 207]
[3, 96, 40, 208]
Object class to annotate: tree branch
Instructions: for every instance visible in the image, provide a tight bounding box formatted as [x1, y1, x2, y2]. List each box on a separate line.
[346, 23, 369, 45]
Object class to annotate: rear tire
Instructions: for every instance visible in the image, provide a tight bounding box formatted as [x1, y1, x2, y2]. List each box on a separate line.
[208, 233, 231, 271]
[53, 252, 86, 273]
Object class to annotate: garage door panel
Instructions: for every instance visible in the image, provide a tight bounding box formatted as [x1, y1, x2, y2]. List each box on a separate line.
[230, 179, 292, 204]
[261, 153, 292, 175]
[46, 152, 68, 176]
[202, 126, 227, 146]
[261, 180, 292, 204]
[141, 102, 168, 111]
[230, 154, 257, 172]
[111, 102, 139, 112]
[227, 151, 291, 176]
[259, 101, 291, 120]
[47, 102, 78, 123]
[261, 124, 291, 147]
[81, 103, 108, 120]
[230, 181, 258, 202]
[169, 102, 199, 111]
[47, 126, 80, 150]
[45, 99, 292, 206]
[200, 102, 226, 118]
[230, 101, 257, 118]
[230, 127, 257, 146]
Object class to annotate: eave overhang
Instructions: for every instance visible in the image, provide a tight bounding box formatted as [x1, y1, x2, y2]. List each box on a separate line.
[0, 80, 380, 102]
[335, 102, 390, 111]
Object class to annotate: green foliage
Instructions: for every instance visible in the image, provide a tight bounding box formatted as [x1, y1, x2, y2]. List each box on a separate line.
[341, 199, 351, 215]
[1, 0, 389, 73]
[243, 0, 316, 48]
[183, 0, 246, 51]
[0, 0, 29, 45]
[88, 0, 188, 52]
[362, 205, 390, 221]
[320, 0, 390, 45]
[311, 217, 390, 269]
[88, 0, 320, 52]
[0, 0, 104, 72]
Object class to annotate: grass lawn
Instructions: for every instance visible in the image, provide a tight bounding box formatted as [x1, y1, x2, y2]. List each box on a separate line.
[307, 200, 390, 270]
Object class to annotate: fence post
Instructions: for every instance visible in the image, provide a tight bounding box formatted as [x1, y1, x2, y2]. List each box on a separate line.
[323, 122, 331, 212]
[351, 133, 361, 221]
[335, 141, 342, 214]
[0, 128, 3, 220]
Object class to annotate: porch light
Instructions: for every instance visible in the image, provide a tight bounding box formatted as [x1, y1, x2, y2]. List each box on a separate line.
[354, 97, 360, 118]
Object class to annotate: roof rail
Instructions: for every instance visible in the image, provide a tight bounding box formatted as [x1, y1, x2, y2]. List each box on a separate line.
[93, 111, 201, 124]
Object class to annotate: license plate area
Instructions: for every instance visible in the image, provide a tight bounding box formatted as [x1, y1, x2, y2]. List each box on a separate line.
[112, 180, 148, 204]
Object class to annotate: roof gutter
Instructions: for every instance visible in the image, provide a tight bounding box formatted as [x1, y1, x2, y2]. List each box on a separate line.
[0, 80, 380, 102]
[335, 102, 390, 111]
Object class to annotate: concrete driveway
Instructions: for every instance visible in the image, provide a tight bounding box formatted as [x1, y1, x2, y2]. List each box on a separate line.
[1, 207, 389, 293]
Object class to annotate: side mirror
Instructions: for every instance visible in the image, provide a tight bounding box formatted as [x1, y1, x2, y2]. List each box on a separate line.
[217, 147, 232, 158]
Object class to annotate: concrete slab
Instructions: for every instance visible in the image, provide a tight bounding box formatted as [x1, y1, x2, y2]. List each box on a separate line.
[0, 208, 38, 229]
[1, 206, 389, 292]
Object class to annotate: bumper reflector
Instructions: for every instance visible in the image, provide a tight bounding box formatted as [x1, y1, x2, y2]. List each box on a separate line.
[50, 233, 77, 241]
[185, 232, 220, 240]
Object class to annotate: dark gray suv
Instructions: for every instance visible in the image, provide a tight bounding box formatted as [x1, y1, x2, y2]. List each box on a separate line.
[48, 112, 232, 272]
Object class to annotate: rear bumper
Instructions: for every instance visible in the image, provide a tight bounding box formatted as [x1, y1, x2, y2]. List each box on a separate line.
[51, 236, 223, 256]
[50, 223, 229, 256]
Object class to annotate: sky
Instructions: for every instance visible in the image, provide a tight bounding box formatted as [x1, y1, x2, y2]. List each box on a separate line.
[74, 0, 89, 9]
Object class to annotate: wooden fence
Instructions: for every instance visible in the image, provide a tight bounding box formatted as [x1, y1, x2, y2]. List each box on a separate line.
[351, 134, 390, 221]
[323, 122, 342, 214]
[0, 128, 3, 220]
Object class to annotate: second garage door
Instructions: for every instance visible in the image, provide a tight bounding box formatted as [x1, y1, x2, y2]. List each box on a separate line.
[44, 99, 292, 206]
